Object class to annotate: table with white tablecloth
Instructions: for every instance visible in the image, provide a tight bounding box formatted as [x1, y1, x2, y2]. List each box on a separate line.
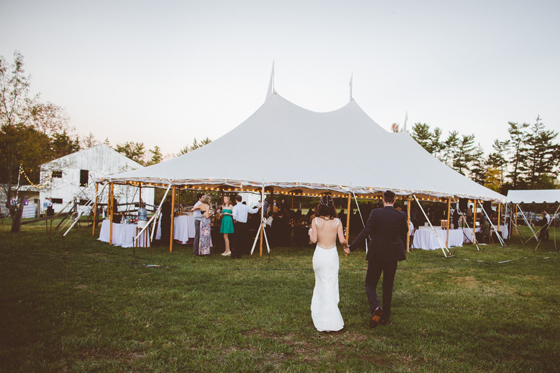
[155, 215, 200, 244]
[412, 228, 464, 250]
[462, 225, 509, 243]
[98, 220, 150, 248]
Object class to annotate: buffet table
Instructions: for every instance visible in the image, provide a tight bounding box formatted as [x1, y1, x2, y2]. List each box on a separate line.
[98, 219, 150, 248]
[412, 227, 464, 250]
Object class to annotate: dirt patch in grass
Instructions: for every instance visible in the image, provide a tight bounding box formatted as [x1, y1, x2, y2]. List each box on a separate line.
[454, 276, 479, 288]
[79, 349, 145, 363]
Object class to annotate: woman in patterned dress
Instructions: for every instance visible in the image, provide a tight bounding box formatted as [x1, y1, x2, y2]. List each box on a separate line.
[198, 195, 214, 256]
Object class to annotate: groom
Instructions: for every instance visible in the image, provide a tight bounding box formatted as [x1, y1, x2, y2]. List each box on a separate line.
[345, 190, 408, 327]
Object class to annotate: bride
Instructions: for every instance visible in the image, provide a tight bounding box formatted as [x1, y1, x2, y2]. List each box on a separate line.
[309, 195, 348, 332]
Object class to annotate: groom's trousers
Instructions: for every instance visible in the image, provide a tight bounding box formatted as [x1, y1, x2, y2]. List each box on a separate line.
[365, 260, 398, 320]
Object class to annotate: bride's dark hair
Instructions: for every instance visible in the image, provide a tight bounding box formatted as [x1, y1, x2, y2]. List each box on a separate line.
[316, 195, 337, 219]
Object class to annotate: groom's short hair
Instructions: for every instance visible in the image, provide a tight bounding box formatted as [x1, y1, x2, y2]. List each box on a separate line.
[383, 190, 396, 204]
[235, 195, 243, 203]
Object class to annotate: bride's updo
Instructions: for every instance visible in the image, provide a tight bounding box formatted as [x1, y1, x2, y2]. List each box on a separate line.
[316, 195, 337, 219]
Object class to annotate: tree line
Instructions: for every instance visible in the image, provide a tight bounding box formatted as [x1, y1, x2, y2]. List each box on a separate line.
[407, 118, 560, 193]
[1, 51, 210, 230]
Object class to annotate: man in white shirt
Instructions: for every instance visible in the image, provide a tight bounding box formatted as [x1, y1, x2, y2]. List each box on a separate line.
[191, 194, 204, 255]
[231, 195, 260, 259]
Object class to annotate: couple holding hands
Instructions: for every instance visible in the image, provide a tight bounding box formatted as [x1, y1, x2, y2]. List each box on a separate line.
[309, 190, 408, 331]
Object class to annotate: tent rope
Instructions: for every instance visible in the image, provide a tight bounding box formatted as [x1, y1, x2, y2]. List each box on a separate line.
[477, 201, 505, 246]
[413, 194, 450, 257]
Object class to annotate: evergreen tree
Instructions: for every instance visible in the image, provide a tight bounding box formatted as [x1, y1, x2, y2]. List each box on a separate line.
[452, 134, 475, 175]
[470, 143, 486, 185]
[506, 121, 530, 188]
[116, 142, 146, 165]
[147, 146, 163, 166]
[524, 116, 559, 189]
[486, 139, 510, 187]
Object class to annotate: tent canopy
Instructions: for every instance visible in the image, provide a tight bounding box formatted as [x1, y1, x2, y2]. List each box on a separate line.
[507, 189, 560, 204]
[102, 81, 506, 203]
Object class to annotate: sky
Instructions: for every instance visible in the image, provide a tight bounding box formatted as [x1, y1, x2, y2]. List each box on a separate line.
[1, 0, 559, 158]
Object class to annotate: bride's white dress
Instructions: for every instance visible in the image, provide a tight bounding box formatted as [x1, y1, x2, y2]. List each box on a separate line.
[311, 218, 344, 332]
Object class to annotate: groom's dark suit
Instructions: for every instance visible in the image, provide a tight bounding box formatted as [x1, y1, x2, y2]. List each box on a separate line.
[349, 205, 408, 321]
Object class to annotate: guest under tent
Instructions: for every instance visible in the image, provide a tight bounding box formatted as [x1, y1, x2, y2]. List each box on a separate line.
[94, 67, 506, 257]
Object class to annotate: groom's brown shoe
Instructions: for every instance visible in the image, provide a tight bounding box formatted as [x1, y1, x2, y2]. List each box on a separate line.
[369, 307, 384, 328]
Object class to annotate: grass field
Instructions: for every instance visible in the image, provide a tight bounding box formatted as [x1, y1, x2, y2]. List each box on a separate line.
[0, 219, 559, 372]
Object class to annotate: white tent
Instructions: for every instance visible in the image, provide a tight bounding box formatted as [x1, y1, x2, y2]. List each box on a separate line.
[101, 77, 505, 203]
[507, 189, 560, 204]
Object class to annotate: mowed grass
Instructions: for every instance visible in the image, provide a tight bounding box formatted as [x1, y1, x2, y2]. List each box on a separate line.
[0, 219, 559, 372]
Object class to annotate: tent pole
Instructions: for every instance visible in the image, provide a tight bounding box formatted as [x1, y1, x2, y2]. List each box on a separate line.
[109, 183, 114, 245]
[446, 197, 451, 248]
[170, 186, 176, 253]
[346, 194, 351, 243]
[472, 200, 477, 245]
[92, 182, 99, 237]
[139, 183, 142, 209]
[406, 196, 411, 252]
[260, 184, 264, 257]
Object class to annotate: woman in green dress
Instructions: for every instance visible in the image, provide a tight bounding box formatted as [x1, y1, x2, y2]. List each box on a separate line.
[220, 196, 234, 256]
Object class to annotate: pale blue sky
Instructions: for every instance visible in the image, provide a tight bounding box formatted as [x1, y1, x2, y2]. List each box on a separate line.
[1, 0, 559, 156]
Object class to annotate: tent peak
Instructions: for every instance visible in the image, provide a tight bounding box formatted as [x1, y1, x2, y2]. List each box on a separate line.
[266, 62, 276, 100]
[349, 73, 353, 101]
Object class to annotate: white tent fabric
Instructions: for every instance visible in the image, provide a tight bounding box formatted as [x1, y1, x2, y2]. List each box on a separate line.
[102, 88, 506, 202]
[507, 189, 560, 204]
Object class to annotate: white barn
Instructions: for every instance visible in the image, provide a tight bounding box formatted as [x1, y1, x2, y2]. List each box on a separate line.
[39, 144, 154, 214]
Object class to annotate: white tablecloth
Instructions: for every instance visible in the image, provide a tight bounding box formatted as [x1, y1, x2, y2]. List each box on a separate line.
[462, 225, 509, 243]
[412, 228, 464, 250]
[98, 220, 150, 248]
[156, 215, 198, 244]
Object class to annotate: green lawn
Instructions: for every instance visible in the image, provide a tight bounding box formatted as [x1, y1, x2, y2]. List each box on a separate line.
[0, 220, 559, 372]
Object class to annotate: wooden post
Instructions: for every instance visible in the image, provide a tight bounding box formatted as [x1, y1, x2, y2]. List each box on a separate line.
[169, 186, 176, 253]
[446, 197, 451, 248]
[346, 194, 351, 241]
[270, 187, 274, 214]
[406, 196, 411, 252]
[92, 182, 99, 237]
[109, 183, 114, 245]
[472, 200, 477, 245]
[260, 186, 265, 257]
[514, 204, 517, 237]
[498, 203, 501, 238]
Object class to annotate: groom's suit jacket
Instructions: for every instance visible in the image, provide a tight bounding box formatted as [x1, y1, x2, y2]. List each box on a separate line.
[349, 206, 408, 262]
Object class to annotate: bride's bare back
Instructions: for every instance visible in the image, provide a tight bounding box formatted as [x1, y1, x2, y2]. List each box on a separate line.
[310, 217, 347, 250]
